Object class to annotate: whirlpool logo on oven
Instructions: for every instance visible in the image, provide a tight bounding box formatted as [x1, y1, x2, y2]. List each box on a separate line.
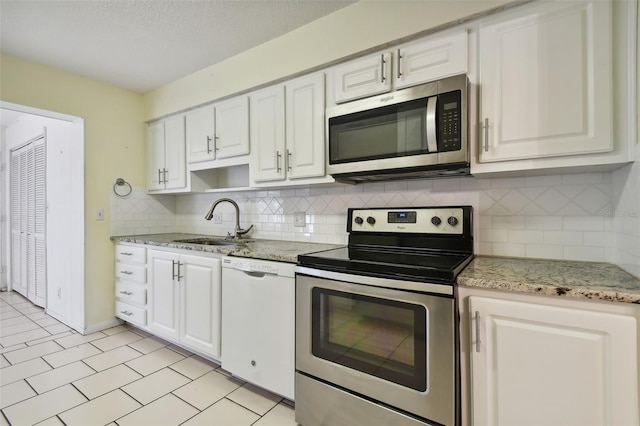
[380, 95, 394, 103]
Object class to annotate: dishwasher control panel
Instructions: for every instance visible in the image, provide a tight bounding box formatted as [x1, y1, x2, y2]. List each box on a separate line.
[222, 257, 280, 275]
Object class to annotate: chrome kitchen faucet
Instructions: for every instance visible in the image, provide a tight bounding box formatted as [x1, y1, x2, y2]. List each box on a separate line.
[204, 198, 254, 239]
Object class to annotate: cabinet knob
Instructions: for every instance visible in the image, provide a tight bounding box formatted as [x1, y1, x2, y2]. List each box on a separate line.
[251, 360, 256, 366]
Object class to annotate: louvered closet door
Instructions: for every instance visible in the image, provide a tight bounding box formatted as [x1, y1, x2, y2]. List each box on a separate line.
[19, 149, 28, 298]
[34, 139, 47, 307]
[27, 146, 36, 302]
[10, 137, 46, 306]
[10, 151, 25, 297]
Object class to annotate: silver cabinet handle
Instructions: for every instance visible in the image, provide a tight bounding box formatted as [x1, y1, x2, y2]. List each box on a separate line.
[380, 54, 386, 83]
[120, 252, 133, 256]
[119, 290, 133, 295]
[177, 262, 183, 281]
[120, 310, 133, 316]
[396, 49, 402, 79]
[475, 311, 481, 353]
[206, 136, 212, 154]
[120, 270, 133, 275]
[483, 118, 489, 152]
[158, 169, 163, 185]
[276, 151, 282, 173]
[163, 168, 168, 183]
[172, 260, 178, 280]
[214, 135, 220, 151]
[286, 149, 292, 172]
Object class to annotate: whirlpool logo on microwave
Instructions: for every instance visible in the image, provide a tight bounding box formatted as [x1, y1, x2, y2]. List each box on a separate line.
[380, 95, 394, 102]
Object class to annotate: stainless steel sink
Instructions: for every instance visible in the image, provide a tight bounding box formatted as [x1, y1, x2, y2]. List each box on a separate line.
[172, 237, 251, 246]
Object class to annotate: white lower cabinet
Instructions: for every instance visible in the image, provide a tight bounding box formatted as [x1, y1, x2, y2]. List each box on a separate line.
[147, 249, 221, 359]
[115, 244, 147, 328]
[469, 296, 638, 426]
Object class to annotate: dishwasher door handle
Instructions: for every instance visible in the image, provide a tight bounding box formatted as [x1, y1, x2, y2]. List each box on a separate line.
[242, 270, 267, 278]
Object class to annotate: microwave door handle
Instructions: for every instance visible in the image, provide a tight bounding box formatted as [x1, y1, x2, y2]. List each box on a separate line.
[426, 96, 438, 153]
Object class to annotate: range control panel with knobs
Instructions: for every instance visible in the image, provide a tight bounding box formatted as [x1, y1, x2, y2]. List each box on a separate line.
[349, 207, 469, 235]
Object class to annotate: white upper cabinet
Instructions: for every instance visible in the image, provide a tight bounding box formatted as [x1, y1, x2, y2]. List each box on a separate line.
[331, 30, 468, 104]
[285, 73, 326, 180]
[394, 29, 467, 90]
[469, 296, 638, 426]
[214, 96, 250, 159]
[477, 0, 613, 163]
[251, 73, 329, 185]
[250, 85, 286, 182]
[185, 106, 215, 164]
[147, 115, 187, 191]
[332, 53, 391, 104]
[186, 97, 249, 165]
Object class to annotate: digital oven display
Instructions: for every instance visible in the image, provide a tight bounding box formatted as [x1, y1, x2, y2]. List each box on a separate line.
[388, 211, 417, 224]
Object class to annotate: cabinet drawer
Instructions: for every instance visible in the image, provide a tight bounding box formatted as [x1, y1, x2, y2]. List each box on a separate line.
[115, 282, 147, 306]
[115, 262, 146, 283]
[115, 245, 146, 264]
[116, 301, 146, 327]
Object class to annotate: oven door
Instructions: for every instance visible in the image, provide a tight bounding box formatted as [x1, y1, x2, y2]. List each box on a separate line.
[296, 267, 456, 426]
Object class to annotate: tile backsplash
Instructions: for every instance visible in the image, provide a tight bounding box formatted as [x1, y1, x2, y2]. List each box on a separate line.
[111, 169, 640, 278]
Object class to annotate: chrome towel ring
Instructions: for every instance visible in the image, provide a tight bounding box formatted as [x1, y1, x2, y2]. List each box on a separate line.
[113, 177, 132, 198]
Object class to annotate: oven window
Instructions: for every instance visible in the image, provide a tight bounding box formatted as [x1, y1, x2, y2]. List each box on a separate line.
[311, 288, 427, 391]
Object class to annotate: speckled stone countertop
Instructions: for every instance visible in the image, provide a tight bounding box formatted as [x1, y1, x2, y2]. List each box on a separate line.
[111, 233, 343, 264]
[458, 256, 640, 304]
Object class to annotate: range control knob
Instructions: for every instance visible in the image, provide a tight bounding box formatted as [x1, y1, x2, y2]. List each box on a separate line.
[354, 216, 364, 225]
[431, 216, 442, 226]
[447, 216, 459, 227]
[366, 216, 376, 225]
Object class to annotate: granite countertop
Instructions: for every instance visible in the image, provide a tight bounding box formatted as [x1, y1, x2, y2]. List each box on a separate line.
[458, 256, 640, 304]
[111, 233, 343, 263]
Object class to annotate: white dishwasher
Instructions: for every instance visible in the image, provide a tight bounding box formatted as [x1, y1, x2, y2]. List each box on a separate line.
[221, 256, 295, 400]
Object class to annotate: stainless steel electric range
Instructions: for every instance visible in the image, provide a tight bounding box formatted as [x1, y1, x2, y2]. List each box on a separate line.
[295, 206, 474, 426]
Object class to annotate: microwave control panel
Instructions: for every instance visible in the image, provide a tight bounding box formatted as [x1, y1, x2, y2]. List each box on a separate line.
[438, 90, 461, 152]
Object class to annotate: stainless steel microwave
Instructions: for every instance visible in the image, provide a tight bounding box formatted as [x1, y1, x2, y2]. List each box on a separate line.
[326, 74, 468, 183]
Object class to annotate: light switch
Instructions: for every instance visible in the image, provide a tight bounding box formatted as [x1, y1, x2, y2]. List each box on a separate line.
[96, 208, 105, 221]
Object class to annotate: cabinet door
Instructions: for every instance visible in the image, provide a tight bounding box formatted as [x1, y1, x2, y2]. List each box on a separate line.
[148, 250, 179, 340]
[186, 106, 215, 164]
[163, 115, 187, 190]
[333, 52, 391, 104]
[285, 73, 325, 180]
[395, 30, 467, 90]
[478, 1, 612, 162]
[470, 296, 638, 426]
[179, 254, 221, 358]
[215, 96, 250, 159]
[146, 121, 165, 190]
[250, 85, 286, 182]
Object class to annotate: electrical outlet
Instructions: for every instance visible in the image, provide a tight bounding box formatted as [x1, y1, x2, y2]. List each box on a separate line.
[212, 213, 223, 224]
[294, 211, 306, 227]
[95, 208, 105, 221]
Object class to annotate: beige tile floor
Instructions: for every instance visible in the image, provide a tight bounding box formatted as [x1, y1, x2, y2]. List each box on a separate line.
[0, 291, 297, 425]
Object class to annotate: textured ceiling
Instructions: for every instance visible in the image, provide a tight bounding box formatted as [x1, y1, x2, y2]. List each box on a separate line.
[0, 0, 355, 94]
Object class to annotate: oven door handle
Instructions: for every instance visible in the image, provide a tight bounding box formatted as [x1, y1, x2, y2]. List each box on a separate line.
[295, 266, 453, 296]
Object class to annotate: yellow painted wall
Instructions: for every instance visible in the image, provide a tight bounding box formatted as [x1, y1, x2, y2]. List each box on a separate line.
[0, 53, 145, 329]
[143, 0, 516, 120]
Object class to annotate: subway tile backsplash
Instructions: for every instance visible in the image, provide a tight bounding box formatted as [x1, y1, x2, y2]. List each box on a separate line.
[111, 167, 639, 278]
